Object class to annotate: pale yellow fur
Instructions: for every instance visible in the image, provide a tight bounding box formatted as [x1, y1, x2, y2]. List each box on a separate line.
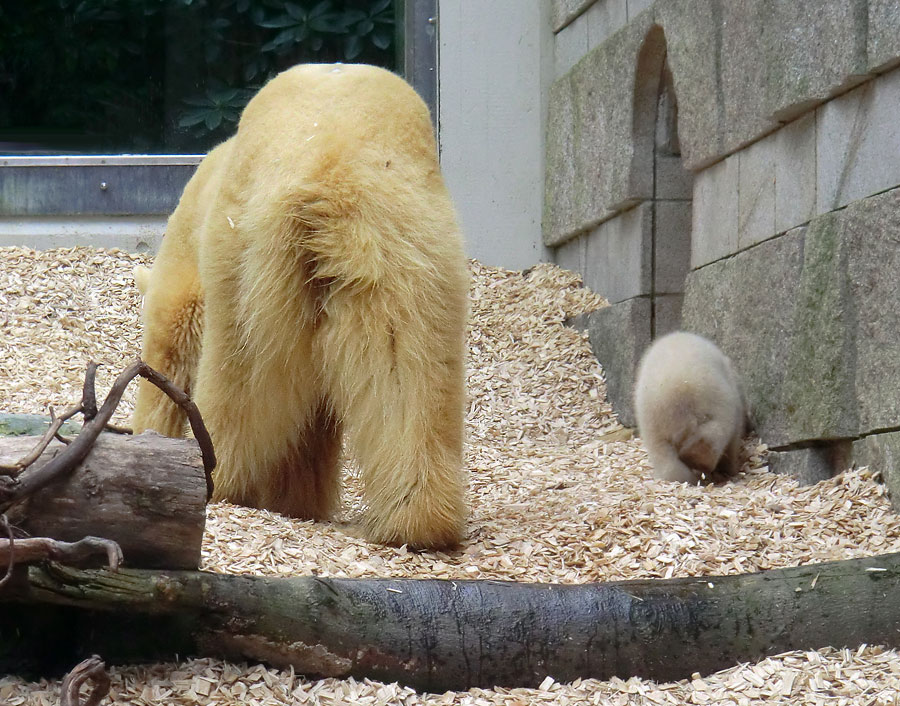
[133, 64, 469, 549]
[133, 265, 151, 295]
[634, 331, 746, 484]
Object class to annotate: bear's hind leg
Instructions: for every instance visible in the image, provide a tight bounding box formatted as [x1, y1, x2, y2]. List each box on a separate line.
[263, 401, 343, 520]
[194, 297, 343, 520]
[315, 294, 466, 550]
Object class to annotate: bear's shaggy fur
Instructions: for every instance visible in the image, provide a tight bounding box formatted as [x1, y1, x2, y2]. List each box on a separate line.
[133, 64, 469, 549]
[634, 331, 746, 484]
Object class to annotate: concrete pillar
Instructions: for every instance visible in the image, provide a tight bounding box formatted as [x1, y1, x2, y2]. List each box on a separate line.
[438, 0, 553, 270]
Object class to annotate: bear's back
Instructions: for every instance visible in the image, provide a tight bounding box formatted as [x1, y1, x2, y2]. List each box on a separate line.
[634, 331, 742, 441]
[233, 64, 437, 184]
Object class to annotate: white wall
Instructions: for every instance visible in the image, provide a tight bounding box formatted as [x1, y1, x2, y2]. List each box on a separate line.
[438, 0, 552, 271]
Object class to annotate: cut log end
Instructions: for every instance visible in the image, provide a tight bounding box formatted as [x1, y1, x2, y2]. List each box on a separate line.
[0, 432, 206, 570]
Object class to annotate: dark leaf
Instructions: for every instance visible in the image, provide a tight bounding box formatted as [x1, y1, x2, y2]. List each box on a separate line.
[340, 9, 367, 24]
[261, 27, 296, 51]
[343, 33, 362, 60]
[284, 2, 306, 21]
[178, 111, 210, 127]
[258, 14, 298, 28]
[309, 12, 347, 33]
[310, 0, 333, 17]
[182, 95, 214, 107]
[205, 42, 221, 63]
[371, 28, 391, 50]
[225, 94, 248, 108]
[205, 112, 223, 130]
[209, 87, 240, 104]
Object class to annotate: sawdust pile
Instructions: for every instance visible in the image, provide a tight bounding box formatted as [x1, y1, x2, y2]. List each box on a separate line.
[2, 246, 900, 705]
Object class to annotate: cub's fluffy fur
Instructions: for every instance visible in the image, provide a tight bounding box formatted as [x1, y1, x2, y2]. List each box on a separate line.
[634, 331, 746, 483]
[132, 64, 469, 549]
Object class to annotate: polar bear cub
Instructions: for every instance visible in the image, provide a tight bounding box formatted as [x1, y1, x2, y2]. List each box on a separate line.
[634, 331, 746, 483]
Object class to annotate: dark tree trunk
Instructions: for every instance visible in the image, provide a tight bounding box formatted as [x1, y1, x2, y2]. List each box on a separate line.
[0, 433, 206, 570]
[3, 551, 900, 691]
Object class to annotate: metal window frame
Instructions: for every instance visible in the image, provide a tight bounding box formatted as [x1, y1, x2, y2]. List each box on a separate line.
[399, 0, 439, 132]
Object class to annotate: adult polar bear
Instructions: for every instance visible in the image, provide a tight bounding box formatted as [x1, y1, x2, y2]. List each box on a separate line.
[133, 64, 469, 549]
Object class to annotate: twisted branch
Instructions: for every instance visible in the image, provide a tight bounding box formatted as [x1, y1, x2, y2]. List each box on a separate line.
[0, 359, 215, 512]
[60, 656, 111, 706]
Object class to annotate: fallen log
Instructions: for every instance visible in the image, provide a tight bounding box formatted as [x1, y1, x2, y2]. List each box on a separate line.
[3, 551, 900, 691]
[0, 433, 206, 570]
[0, 361, 215, 508]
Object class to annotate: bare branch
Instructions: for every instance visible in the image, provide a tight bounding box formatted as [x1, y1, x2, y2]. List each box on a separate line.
[0, 361, 142, 511]
[0, 361, 99, 477]
[135, 361, 216, 499]
[0, 515, 14, 590]
[60, 656, 110, 706]
[0, 359, 215, 513]
[0, 535, 122, 570]
[0, 403, 82, 477]
[0, 359, 216, 511]
[81, 362, 99, 422]
[0, 416, 64, 477]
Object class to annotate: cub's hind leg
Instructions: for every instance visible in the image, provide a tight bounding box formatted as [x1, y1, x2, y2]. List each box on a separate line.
[647, 440, 698, 484]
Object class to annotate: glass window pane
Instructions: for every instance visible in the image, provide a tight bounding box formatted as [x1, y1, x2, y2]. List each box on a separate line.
[0, 0, 399, 155]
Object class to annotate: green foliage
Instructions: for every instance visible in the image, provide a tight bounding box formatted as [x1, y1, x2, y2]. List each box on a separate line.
[0, 0, 397, 153]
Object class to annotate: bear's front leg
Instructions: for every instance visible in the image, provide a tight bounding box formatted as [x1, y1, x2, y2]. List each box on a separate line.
[132, 283, 203, 438]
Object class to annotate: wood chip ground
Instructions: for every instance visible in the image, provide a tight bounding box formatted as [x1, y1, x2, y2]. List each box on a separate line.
[2, 246, 900, 705]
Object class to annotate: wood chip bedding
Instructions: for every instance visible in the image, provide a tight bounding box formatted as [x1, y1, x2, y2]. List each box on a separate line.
[2, 246, 899, 705]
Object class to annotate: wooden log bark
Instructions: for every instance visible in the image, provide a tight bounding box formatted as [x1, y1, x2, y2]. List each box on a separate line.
[3, 551, 900, 691]
[0, 433, 206, 570]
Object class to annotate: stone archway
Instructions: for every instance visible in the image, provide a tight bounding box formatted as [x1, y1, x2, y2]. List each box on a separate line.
[570, 24, 696, 427]
[632, 25, 693, 339]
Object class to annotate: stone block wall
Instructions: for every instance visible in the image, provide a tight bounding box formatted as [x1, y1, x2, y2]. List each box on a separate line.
[546, 0, 900, 499]
[686, 187, 900, 447]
